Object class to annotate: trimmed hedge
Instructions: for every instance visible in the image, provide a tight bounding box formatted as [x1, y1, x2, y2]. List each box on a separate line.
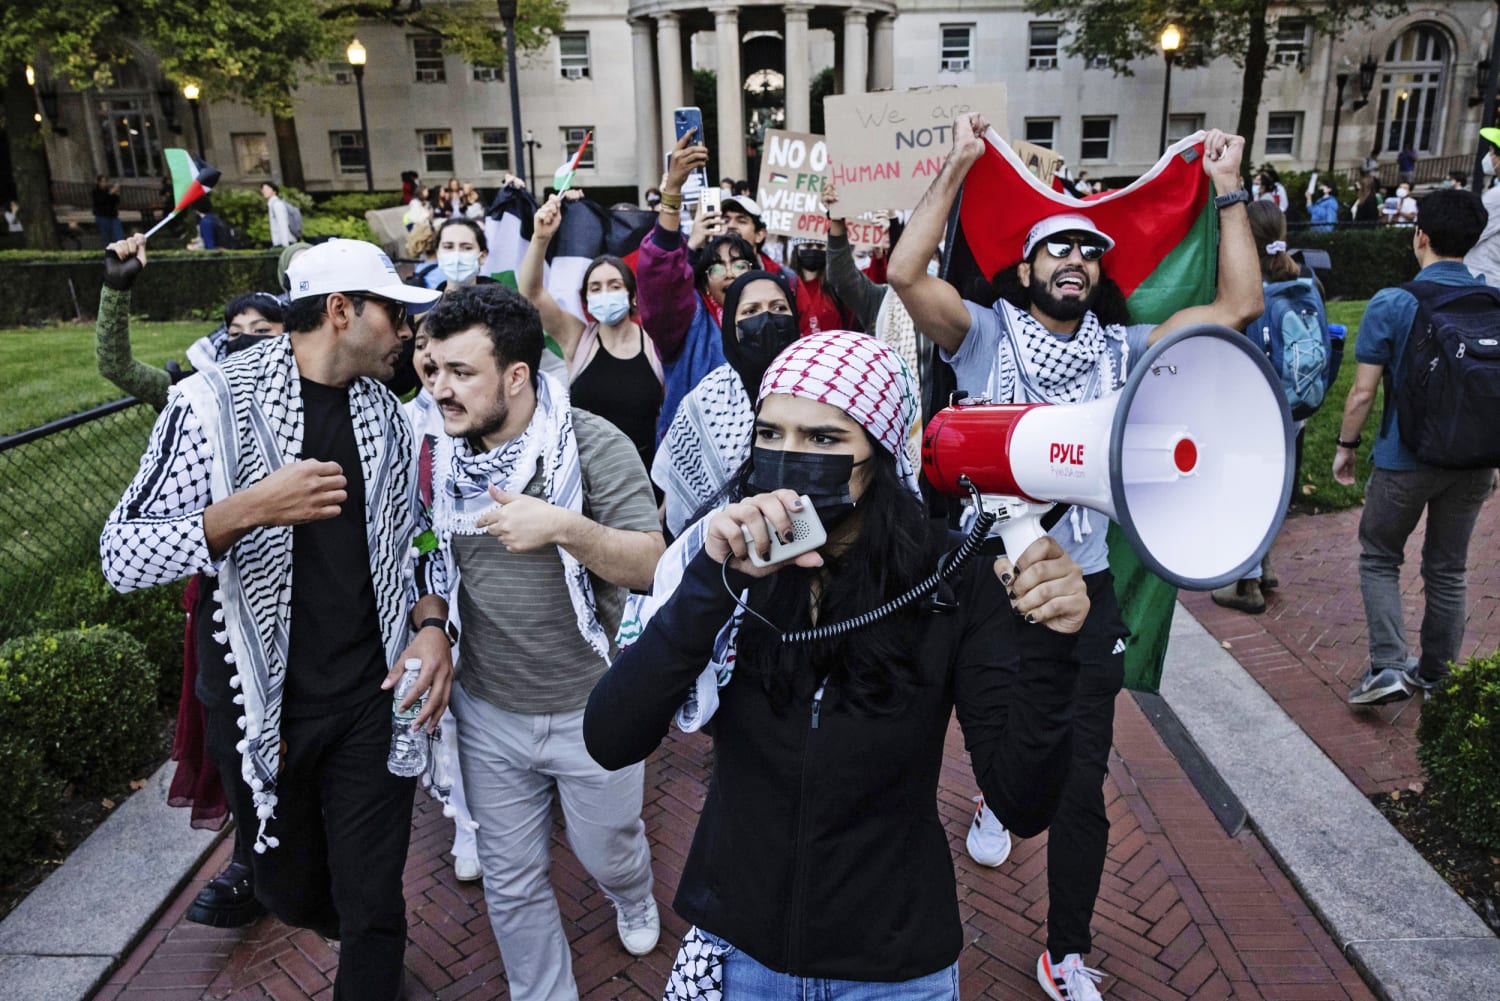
[0, 627, 159, 792]
[0, 739, 62, 880]
[0, 250, 281, 325]
[1416, 648, 1500, 850]
[1288, 224, 1420, 300]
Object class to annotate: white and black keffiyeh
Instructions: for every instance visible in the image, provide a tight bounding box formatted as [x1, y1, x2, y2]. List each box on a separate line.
[173, 337, 416, 852]
[663, 926, 728, 1001]
[652, 363, 756, 537]
[433, 371, 610, 663]
[994, 299, 1130, 405]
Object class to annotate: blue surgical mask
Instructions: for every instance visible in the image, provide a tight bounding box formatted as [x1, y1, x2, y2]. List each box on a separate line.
[587, 290, 631, 326]
[438, 250, 481, 286]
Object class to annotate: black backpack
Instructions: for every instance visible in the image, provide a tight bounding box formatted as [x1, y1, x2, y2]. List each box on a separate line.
[1387, 281, 1500, 468]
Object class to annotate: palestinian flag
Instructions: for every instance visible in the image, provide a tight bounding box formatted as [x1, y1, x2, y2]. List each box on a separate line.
[143, 149, 222, 238]
[945, 130, 1219, 694]
[553, 131, 593, 194]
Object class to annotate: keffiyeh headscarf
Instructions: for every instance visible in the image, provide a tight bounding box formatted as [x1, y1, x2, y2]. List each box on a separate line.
[757, 330, 923, 498]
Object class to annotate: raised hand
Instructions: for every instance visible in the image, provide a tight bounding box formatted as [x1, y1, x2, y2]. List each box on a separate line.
[704, 490, 824, 577]
[103, 234, 147, 291]
[665, 129, 709, 195]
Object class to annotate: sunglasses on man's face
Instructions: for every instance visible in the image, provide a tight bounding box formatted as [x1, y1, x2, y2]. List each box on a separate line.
[1042, 238, 1107, 262]
[707, 259, 755, 279]
[351, 295, 408, 331]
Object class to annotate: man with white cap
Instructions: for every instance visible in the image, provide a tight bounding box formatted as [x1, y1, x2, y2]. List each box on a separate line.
[103, 239, 446, 1000]
[1463, 126, 1500, 284]
[889, 117, 1262, 1001]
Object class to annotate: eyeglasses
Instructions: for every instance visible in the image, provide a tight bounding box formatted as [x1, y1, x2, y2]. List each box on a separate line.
[1042, 238, 1107, 262]
[707, 259, 755, 279]
[349, 294, 408, 331]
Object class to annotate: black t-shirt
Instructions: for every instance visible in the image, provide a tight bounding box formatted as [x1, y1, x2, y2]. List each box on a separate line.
[195, 379, 385, 714]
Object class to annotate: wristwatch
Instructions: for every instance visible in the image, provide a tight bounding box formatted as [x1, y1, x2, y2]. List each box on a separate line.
[416, 616, 459, 646]
[1335, 435, 1362, 449]
[1214, 189, 1252, 210]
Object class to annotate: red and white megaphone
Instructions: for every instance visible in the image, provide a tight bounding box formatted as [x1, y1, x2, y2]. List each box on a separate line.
[922, 323, 1294, 590]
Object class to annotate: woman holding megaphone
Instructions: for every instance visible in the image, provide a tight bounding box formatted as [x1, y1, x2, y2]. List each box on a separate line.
[585, 331, 1089, 997]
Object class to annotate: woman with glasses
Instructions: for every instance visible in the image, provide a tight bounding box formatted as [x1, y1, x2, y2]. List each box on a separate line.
[652, 268, 801, 538]
[637, 130, 767, 452]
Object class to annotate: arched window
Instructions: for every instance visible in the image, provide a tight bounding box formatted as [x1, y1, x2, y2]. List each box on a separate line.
[1376, 24, 1450, 155]
[97, 50, 166, 179]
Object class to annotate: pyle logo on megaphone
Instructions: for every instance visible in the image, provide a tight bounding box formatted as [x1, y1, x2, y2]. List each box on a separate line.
[922, 324, 1292, 591]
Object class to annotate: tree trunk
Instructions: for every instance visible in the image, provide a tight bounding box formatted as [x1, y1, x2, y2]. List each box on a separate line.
[3, 68, 61, 250]
[273, 114, 306, 190]
[1235, 0, 1270, 168]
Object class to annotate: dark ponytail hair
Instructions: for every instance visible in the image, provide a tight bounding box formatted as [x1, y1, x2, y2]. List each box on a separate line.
[1246, 200, 1299, 282]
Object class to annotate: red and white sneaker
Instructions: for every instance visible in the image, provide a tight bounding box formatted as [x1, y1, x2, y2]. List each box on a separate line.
[965, 794, 1011, 867]
[1037, 951, 1104, 1001]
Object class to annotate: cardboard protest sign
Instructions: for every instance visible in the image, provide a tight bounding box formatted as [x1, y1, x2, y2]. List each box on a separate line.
[1009, 139, 1063, 186]
[756, 129, 888, 249]
[824, 84, 1009, 217]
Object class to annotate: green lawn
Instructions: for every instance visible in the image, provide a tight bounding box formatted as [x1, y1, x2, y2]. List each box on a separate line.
[1296, 300, 1373, 513]
[0, 320, 210, 435]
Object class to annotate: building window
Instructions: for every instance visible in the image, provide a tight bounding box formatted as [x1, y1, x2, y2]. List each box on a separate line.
[940, 24, 974, 72]
[1024, 118, 1058, 149]
[232, 133, 272, 175]
[1080, 117, 1114, 161]
[1166, 114, 1205, 146]
[412, 36, 446, 83]
[559, 32, 591, 79]
[1087, 53, 1110, 70]
[328, 61, 354, 85]
[1264, 112, 1302, 157]
[1274, 18, 1310, 69]
[99, 99, 165, 179]
[1376, 23, 1450, 155]
[1028, 23, 1061, 70]
[475, 128, 511, 172]
[330, 131, 367, 176]
[472, 65, 502, 83]
[419, 129, 454, 174]
[560, 126, 595, 169]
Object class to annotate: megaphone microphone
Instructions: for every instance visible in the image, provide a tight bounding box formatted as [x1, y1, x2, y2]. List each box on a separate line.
[922, 324, 1294, 590]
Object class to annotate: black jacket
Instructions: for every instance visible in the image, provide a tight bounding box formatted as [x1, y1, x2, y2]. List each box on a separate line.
[584, 534, 1081, 980]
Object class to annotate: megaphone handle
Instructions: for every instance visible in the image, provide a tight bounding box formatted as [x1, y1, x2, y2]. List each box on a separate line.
[996, 513, 1046, 562]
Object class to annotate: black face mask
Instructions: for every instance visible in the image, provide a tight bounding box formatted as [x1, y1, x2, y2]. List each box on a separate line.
[732, 311, 799, 380]
[796, 247, 826, 272]
[224, 332, 274, 355]
[746, 447, 864, 525]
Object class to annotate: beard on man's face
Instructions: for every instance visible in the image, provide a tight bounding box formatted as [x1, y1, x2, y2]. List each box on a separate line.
[1028, 269, 1101, 323]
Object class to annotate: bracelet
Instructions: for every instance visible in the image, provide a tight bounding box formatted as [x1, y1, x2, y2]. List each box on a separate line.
[415, 616, 456, 646]
[1336, 435, 1362, 449]
[658, 193, 683, 211]
[1214, 189, 1252, 211]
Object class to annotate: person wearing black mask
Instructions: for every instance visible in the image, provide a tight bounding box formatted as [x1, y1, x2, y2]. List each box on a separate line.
[791, 239, 854, 336]
[652, 269, 800, 537]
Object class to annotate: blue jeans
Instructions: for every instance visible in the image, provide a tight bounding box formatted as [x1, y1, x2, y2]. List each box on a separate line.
[95, 216, 124, 244]
[710, 932, 959, 1000]
[1358, 465, 1494, 678]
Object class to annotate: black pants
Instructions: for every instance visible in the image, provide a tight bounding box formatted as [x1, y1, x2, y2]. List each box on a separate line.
[1046, 571, 1127, 959]
[207, 692, 416, 1001]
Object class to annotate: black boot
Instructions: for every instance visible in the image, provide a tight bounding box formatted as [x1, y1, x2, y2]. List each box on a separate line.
[184, 828, 265, 928]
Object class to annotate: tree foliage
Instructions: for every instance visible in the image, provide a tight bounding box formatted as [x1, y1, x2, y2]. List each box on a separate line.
[1022, 0, 1405, 155]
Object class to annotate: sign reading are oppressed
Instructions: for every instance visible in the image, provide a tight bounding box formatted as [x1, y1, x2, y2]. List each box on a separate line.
[823, 84, 1010, 217]
[755, 129, 888, 247]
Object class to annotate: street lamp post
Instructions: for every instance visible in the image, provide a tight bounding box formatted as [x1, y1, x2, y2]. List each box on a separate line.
[1328, 71, 1350, 175]
[182, 82, 206, 160]
[498, 0, 526, 187]
[347, 40, 374, 193]
[524, 130, 540, 198]
[1158, 24, 1181, 157]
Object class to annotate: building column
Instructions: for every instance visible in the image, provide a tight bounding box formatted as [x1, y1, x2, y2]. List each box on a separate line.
[714, 6, 746, 181]
[843, 8, 869, 96]
[658, 13, 684, 155]
[871, 14, 895, 91]
[632, 19, 662, 192]
[784, 4, 812, 132]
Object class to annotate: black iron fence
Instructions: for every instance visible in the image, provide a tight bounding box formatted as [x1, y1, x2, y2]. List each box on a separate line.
[0, 398, 156, 641]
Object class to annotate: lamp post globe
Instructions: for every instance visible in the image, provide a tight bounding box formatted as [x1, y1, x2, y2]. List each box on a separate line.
[1158, 24, 1182, 156]
[182, 81, 206, 160]
[347, 39, 374, 192]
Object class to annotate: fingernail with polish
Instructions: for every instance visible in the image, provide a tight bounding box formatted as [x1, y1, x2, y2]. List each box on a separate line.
[1000, 572, 1013, 586]
[1007, 589, 1016, 600]
[1025, 614, 1036, 624]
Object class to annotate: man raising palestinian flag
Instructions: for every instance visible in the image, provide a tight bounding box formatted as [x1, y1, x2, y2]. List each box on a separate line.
[887, 112, 1262, 1001]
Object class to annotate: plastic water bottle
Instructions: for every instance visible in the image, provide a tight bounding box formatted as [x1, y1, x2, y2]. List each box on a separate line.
[1328, 323, 1348, 346]
[388, 658, 429, 778]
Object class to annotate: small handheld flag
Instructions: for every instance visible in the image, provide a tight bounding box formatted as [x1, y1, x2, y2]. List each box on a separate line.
[553, 131, 593, 194]
[143, 149, 223, 239]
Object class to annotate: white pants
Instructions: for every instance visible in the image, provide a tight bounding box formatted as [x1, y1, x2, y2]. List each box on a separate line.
[439, 706, 477, 860]
[452, 681, 653, 1001]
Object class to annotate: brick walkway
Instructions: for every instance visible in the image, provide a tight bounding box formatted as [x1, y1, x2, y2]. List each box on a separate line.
[1180, 496, 1500, 795]
[97, 694, 1377, 1000]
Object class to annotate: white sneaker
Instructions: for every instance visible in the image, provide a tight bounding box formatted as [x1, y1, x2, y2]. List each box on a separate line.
[1037, 951, 1104, 1001]
[616, 896, 660, 956]
[453, 854, 482, 883]
[966, 795, 1011, 867]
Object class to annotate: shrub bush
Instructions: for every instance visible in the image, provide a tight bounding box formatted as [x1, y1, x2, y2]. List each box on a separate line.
[316, 192, 403, 215]
[34, 568, 186, 708]
[0, 627, 160, 792]
[1416, 648, 1500, 850]
[0, 738, 62, 881]
[1285, 224, 1418, 300]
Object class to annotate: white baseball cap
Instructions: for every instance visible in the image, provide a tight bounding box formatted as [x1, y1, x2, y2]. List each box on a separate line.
[286, 239, 442, 308]
[1021, 213, 1116, 261]
[722, 195, 763, 221]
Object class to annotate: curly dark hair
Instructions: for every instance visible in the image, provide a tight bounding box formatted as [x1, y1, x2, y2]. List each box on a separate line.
[694, 233, 759, 291]
[422, 283, 544, 389]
